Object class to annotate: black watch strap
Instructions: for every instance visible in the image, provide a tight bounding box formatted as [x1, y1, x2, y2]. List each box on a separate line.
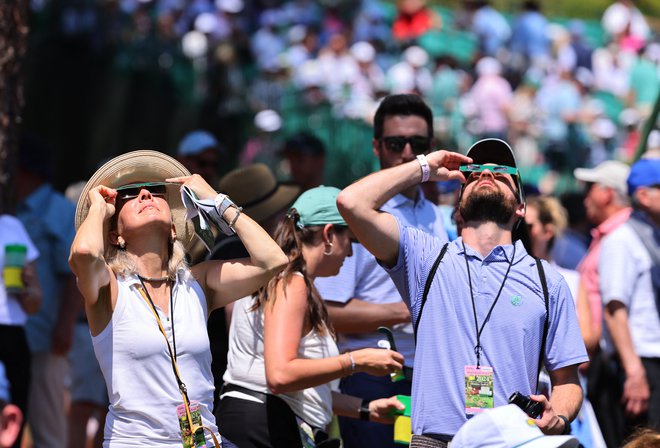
[557, 415, 571, 435]
[359, 399, 371, 421]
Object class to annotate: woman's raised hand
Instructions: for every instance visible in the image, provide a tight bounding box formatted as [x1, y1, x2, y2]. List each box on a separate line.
[89, 185, 117, 220]
[166, 174, 217, 201]
[352, 348, 404, 377]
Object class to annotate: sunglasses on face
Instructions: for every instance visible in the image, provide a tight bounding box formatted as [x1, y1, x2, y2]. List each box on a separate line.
[115, 182, 169, 200]
[459, 164, 525, 203]
[459, 164, 519, 175]
[380, 136, 430, 154]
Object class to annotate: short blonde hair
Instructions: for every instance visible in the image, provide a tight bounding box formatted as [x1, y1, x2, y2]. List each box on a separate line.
[527, 196, 568, 234]
[527, 196, 568, 251]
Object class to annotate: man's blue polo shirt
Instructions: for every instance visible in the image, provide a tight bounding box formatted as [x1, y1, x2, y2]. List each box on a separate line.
[385, 218, 588, 436]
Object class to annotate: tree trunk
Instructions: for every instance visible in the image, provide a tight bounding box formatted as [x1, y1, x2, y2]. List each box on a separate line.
[0, 1, 28, 214]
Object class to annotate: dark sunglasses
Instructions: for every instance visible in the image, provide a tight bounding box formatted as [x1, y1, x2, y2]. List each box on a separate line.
[380, 136, 430, 154]
[115, 182, 169, 200]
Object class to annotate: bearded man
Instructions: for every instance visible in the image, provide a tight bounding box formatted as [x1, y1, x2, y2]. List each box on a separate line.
[335, 138, 588, 447]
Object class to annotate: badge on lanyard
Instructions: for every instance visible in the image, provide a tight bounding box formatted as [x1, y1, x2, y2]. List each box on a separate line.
[464, 365, 494, 414]
[177, 400, 206, 448]
[461, 242, 515, 415]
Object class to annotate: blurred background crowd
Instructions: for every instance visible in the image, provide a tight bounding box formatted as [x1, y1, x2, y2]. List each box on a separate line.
[3, 1, 660, 447]
[21, 0, 660, 193]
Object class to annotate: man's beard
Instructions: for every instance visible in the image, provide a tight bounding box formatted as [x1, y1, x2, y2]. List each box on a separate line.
[459, 185, 519, 225]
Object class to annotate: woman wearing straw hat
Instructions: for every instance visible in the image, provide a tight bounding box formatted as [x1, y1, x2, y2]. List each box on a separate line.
[217, 186, 405, 448]
[69, 150, 288, 447]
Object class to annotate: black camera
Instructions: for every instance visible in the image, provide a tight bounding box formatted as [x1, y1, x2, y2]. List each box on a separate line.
[508, 392, 544, 419]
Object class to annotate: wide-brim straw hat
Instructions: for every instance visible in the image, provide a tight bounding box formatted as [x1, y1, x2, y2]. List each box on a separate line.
[219, 163, 300, 223]
[74, 150, 195, 249]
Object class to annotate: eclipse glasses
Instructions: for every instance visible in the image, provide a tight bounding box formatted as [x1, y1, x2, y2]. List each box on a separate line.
[115, 182, 170, 200]
[459, 164, 525, 204]
[459, 164, 518, 176]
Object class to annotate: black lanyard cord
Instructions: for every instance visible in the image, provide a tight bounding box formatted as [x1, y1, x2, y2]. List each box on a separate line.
[462, 241, 516, 368]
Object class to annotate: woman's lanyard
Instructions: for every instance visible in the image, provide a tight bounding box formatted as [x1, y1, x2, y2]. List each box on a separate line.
[462, 241, 516, 368]
[135, 277, 222, 447]
[137, 277, 189, 398]
[138, 276, 177, 361]
[136, 279, 192, 436]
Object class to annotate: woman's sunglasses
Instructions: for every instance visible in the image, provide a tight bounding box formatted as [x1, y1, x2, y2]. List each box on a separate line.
[115, 182, 169, 200]
[380, 136, 430, 154]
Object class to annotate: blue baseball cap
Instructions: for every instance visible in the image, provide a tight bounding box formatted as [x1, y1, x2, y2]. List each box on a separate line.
[437, 179, 461, 194]
[177, 130, 221, 157]
[627, 158, 660, 195]
[290, 186, 346, 228]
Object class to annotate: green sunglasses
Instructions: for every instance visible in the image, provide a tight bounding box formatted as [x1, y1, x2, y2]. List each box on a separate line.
[459, 164, 519, 175]
[459, 164, 525, 203]
[115, 182, 171, 200]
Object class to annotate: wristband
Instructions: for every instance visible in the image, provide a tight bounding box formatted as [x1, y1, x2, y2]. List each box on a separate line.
[212, 193, 242, 235]
[214, 194, 236, 218]
[557, 415, 570, 435]
[416, 154, 430, 182]
[359, 399, 371, 421]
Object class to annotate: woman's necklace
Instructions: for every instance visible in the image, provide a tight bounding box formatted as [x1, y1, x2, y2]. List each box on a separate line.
[138, 274, 169, 282]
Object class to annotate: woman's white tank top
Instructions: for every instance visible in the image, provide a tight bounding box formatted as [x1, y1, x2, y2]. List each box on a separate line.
[92, 273, 218, 447]
[224, 288, 339, 429]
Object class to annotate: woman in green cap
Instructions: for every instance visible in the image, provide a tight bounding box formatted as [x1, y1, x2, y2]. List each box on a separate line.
[217, 186, 405, 447]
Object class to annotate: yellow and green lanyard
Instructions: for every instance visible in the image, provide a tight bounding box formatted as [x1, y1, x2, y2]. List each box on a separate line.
[136, 279, 221, 448]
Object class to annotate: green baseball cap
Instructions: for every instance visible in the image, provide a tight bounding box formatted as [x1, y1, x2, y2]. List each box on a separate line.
[290, 186, 347, 228]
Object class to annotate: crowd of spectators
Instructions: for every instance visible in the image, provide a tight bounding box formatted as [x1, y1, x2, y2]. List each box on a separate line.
[24, 0, 660, 192]
[7, 1, 660, 446]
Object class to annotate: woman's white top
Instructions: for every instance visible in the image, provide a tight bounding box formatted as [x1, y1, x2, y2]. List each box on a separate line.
[223, 274, 339, 429]
[92, 272, 219, 447]
[0, 215, 39, 326]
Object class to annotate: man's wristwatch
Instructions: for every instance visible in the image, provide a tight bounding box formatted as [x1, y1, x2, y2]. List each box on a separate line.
[359, 399, 371, 421]
[557, 415, 571, 435]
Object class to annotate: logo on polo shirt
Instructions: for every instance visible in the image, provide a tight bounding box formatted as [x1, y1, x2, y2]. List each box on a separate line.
[510, 295, 523, 306]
